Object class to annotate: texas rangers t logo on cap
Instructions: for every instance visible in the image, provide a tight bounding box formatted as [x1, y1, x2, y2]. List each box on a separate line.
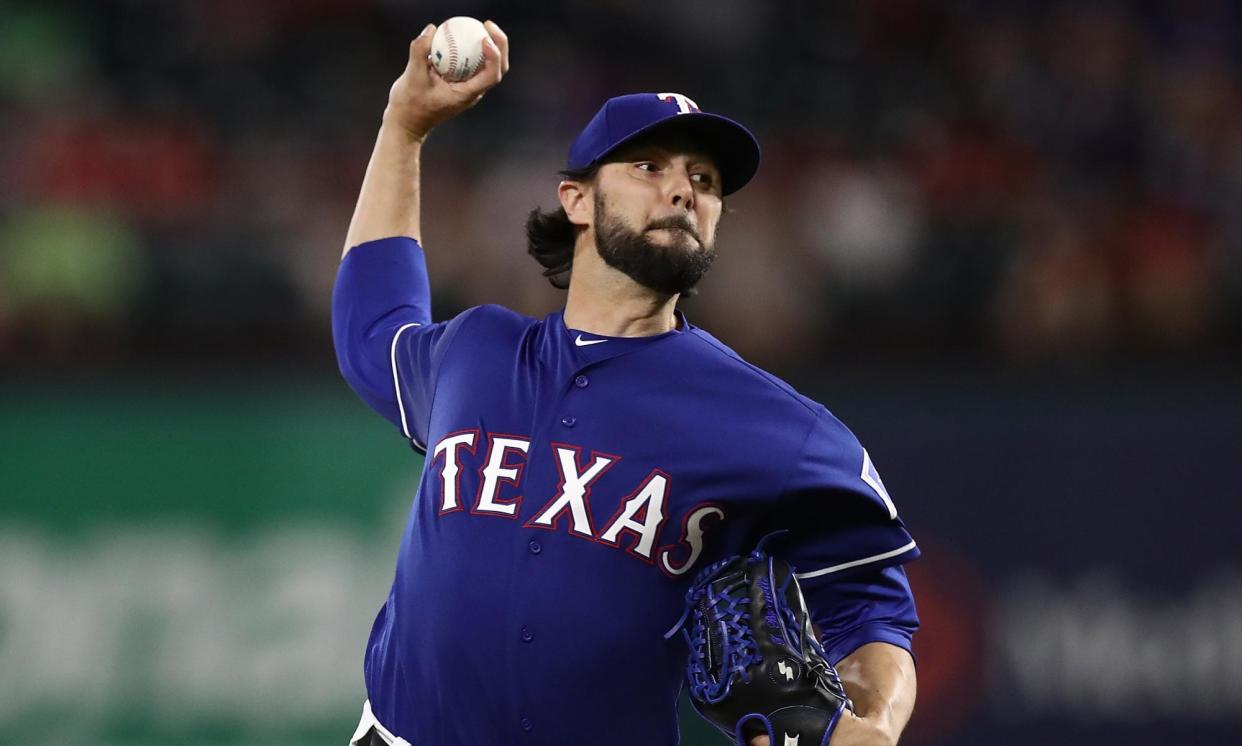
[657, 92, 700, 114]
[565, 92, 761, 195]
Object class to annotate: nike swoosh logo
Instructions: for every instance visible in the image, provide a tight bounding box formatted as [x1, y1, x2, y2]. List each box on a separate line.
[575, 335, 607, 347]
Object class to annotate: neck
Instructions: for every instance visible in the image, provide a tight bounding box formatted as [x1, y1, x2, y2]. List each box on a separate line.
[562, 242, 681, 337]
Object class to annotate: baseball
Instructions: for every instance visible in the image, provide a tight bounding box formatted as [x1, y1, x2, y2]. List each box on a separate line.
[430, 16, 490, 82]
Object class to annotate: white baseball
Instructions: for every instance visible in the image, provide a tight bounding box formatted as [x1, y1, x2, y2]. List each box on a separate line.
[430, 17, 489, 82]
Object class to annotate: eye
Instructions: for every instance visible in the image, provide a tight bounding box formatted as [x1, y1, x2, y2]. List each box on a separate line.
[691, 172, 718, 189]
[636, 162, 659, 172]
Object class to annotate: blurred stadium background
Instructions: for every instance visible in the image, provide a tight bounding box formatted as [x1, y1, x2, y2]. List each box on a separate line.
[1, 1, 1240, 744]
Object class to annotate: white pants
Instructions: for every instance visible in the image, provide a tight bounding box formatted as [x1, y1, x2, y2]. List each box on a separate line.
[348, 700, 411, 746]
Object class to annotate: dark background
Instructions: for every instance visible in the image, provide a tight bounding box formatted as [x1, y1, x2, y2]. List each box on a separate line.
[1, 1, 1239, 744]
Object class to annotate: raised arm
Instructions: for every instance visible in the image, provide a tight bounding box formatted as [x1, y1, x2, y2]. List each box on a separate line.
[332, 22, 509, 445]
[342, 20, 510, 256]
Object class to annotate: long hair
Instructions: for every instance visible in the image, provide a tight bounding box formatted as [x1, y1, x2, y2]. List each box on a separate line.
[525, 165, 599, 289]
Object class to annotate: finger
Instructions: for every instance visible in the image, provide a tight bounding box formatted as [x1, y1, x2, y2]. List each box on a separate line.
[483, 20, 510, 75]
[452, 35, 504, 97]
[409, 24, 436, 73]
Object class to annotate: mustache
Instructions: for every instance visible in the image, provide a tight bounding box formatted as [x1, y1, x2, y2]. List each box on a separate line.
[645, 216, 701, 244]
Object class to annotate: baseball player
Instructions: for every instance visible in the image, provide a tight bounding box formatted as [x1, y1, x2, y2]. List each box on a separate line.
[335, 22, 919, 746]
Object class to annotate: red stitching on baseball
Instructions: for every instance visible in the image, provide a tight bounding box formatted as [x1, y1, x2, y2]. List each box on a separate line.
[445, 23, 459, 78]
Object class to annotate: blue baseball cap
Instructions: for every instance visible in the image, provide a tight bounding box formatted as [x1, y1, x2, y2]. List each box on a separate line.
[566, 93, 761, 195]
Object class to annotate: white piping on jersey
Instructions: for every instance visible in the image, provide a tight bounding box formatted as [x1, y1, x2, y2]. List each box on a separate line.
[861, 449, 898, 520]
[350, 700, 411, 746]
[391, 322, 424, 447]
[793, 540, 918, 580]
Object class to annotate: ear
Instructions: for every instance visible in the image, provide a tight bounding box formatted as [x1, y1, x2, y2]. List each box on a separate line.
[558, 179, 592, 228]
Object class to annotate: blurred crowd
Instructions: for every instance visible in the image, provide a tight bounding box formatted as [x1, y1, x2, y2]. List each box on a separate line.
[1, 0, 1239, 371]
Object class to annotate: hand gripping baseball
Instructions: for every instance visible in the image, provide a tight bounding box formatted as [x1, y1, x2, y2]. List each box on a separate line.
[668, 536, 853, 746]
[384, 20, 510, 141]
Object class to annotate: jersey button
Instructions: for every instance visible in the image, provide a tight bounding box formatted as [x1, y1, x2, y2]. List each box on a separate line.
[574, 375, 589, 388]
[528, 539, 542, 555]
[560, 415, 576, 428]
[520, 626, 534, 642]
[520, 716, 533, 732]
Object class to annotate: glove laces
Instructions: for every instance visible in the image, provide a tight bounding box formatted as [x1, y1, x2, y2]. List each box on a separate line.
[667, 554, 765, 704]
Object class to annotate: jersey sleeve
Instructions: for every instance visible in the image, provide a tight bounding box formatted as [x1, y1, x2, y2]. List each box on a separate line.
[332, 236, 464, 450]
[800, 563, 919, 665]
[773, 407, 920, 579]
[765, 407, 920, 647]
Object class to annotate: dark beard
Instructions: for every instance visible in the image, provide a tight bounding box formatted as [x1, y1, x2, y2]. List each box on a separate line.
[593, 191, 716, 296]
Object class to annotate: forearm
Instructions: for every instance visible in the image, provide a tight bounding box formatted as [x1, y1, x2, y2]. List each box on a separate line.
[836, 642, 917, 744]
[340, 19, 507, 258]
[342, 117, 424, 257]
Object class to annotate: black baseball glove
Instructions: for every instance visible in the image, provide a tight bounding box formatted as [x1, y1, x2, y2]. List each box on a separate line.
[666, 537, 853, 746]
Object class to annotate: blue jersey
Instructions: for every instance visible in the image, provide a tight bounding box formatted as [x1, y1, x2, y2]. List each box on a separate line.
[333, 237, 920, 746]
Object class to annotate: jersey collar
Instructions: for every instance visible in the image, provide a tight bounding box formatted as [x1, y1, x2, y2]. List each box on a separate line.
[548, 308, 693, 366]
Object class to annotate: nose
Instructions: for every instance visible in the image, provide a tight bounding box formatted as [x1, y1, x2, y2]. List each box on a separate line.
[667, 169, 695, 212]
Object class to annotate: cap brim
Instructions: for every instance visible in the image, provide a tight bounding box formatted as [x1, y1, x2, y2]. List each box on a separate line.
[591, 113, 761, 196]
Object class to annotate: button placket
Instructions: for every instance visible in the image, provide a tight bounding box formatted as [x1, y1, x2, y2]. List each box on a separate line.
[558, 372, 590, 429]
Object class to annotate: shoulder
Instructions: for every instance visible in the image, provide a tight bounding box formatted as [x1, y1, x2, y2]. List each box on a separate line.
[452, 303, 536, 330]
[681, 327, 824, 419]
[434, 303, 539, 350]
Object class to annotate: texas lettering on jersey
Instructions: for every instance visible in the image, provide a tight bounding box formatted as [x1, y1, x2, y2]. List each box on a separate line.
[430, 428, 725, 577]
